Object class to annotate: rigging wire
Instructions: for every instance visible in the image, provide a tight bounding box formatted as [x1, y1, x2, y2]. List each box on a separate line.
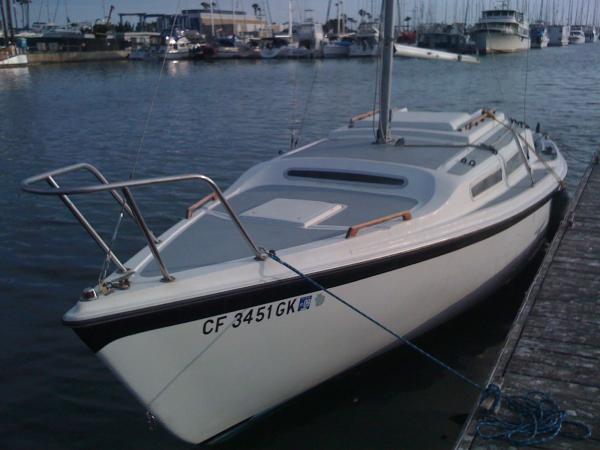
[97, 2, 182, 285]
[289, 60, 300, 150]
[294, 60, 321, 148]
[522, 38, 531, 124]
[289, 58, 321, 151]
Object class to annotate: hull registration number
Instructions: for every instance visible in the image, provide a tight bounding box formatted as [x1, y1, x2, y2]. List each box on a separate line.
[201, 294, 323, 335]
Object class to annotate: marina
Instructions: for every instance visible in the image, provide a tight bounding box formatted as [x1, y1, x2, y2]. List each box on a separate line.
[2, 1, 600, 66]
[2, 1, 600, 449]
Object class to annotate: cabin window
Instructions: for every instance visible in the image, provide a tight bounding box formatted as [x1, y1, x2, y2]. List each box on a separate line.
[505, 151, 524, 176]
[287, 169, 406, 186]
[471, 169, 503, 198]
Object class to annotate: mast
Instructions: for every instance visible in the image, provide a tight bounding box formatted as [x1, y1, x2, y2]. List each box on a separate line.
[6, 0, 14, 41]
[232, 0, 235, 36]
[0, 0, 8, 45]
[336, 1, 340, 35]
[0, 0, 13, 44]
[209, 1, 215, 37]
[288, 0, 292, 39]
[376, 0, 395, 144]
[325, 0, 332, 25]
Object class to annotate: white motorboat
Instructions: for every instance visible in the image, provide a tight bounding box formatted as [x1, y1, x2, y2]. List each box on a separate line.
[348, 21, 380, 56]
[163, 36, 195, 60]
[470, 6, 530, 54]
[569, 26, 586, 44]
[547, 24, 570, 46]
[529, 22, 549, 48]
[23, 0, 567, 445]
[291, 17, 325, 58]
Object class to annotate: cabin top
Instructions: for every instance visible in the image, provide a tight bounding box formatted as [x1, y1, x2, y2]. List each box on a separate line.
[480, 9, 524, 23]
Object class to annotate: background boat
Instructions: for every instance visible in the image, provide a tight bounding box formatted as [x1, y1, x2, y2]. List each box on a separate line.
[470, 8, 530, 54]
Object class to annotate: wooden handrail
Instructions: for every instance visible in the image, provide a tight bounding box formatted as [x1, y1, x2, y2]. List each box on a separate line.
[349, 109, 379, 127]
[345, 210, 412, 239]
[186, 192, 218, 219]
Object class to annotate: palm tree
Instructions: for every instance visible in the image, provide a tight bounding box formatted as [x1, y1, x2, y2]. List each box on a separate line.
[251, 3, 260, 16]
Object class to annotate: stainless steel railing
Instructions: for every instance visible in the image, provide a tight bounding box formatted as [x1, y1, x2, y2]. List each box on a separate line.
[22, 163, 267, 283]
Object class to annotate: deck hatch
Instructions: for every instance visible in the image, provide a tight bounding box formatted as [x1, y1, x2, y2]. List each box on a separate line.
[241, 198, 345, 227]
[471, 169, 503, 198]
[287, 169, 406, 186]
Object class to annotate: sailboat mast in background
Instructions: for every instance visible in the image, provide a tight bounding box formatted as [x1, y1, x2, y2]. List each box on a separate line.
[377, 0, 395, 143]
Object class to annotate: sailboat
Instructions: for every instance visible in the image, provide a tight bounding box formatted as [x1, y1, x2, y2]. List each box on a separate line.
[260, 0, 297, 59]
[22, 0, 568, 445]
[0, 0, 28, 67]
[323, 0, 354, 58]
[349, 19, 380, 56]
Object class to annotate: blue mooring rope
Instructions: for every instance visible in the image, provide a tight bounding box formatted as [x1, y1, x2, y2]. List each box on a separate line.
[267, 251, 592, 446]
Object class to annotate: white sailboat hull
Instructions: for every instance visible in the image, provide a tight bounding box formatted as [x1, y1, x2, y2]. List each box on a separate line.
[164, 51, 192, 60]
[472, 31, 530, 54]
[0, 53, 28, 66]
[348, 43, 379, 57]
[394, 44, 479, 63]
[323, 43, 350, 58]
[260, 46, 288, 59]
[96, 199, 551, 444]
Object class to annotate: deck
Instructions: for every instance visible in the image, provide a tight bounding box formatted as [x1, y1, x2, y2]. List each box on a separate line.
[455, 153, 600, 450]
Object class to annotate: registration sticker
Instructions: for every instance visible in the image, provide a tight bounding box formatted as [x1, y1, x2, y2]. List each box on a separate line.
[298, 295, 312, 311]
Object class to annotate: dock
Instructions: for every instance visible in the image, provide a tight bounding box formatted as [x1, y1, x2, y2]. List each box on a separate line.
[455, 153, 600, 450]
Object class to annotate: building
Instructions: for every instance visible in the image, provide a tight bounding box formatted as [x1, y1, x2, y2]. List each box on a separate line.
[181, 9, 267, 37]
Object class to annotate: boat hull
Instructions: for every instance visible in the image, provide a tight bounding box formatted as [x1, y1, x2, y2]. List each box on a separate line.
[530, 36, 549, 48]
[260, 46, 288, 59]
[569, 36, 586, 45]
[348, 43, 379, 57]
[322, 44, 350, 58]
[471, 31, 530, 54]
[0, 53, 28, 67]
[88, 197, 553, 444]
[548, 26, 570, 46]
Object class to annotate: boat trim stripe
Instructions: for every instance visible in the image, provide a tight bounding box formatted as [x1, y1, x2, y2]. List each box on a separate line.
[66, 192, 556, 353]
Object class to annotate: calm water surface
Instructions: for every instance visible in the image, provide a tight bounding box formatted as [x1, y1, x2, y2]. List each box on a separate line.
[1, 45, 599, 449]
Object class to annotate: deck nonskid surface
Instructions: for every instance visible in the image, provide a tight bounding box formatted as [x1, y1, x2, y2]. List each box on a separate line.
[142, 185, 417, 276]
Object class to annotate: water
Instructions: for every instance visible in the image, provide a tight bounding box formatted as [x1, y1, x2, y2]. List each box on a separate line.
[1, 45, 599, 449]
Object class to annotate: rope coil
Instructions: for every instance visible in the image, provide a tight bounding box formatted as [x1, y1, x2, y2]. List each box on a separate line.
[477, 385, 591, 446]
[266, 251, 592, 447]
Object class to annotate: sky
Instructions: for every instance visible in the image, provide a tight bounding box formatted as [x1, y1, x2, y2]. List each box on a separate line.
[13, 1, 600, 27]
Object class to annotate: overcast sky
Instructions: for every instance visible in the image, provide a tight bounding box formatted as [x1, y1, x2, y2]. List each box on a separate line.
[15, 1, 600, 26]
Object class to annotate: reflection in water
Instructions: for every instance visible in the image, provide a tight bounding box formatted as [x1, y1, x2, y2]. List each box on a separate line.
[0, 66, 30, 91]
[1, 44, 599, 450]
